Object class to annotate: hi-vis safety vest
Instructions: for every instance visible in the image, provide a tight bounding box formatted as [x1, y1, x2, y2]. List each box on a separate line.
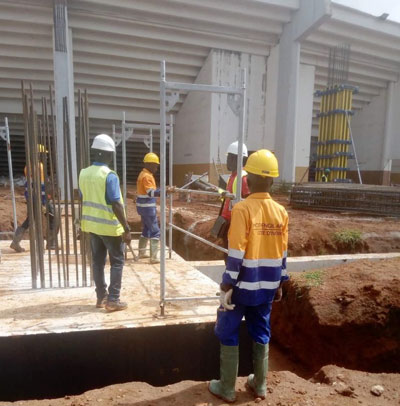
[232, 170, 247, 196]
[79, 165, 124, 237]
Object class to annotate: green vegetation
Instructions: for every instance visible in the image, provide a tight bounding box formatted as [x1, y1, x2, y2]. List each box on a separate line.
[333, 229, 363, 252]
[302, 269, 325, 288]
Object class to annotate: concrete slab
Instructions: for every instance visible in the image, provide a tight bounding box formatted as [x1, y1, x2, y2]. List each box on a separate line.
[190, 252, 400, 283]
[0, 240, 219, 337]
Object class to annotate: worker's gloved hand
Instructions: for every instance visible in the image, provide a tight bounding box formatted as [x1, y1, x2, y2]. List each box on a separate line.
[274, 286, 283, 302]
[219, 288, 235, 311]
[122, 230, 132, 244]
[166, 186, 177, 194]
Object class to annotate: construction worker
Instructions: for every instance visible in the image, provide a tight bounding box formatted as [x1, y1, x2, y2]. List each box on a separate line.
[10, 144, 56, 252]
[136, 152, 161, 264]
[321, 168, 330, 182]
[79, 134, 131, 312]
[209, 149, 289, 403]
[214, 141, 250, 251]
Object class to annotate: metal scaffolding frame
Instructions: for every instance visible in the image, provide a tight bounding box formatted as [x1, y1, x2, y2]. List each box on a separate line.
[159, 60, 247, 315]
[0, 117, 17, 233]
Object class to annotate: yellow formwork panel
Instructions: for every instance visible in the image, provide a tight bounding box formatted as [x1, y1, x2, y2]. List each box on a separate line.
[316, 85, 355, 182]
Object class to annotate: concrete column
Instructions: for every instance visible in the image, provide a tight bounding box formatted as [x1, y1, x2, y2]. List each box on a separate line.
[53, 0, 77, 193]
[274, 27, 300, 182]
[295, 64, 315, 182]
[381, 81, 394, 185]
[274, 0, 331, 182]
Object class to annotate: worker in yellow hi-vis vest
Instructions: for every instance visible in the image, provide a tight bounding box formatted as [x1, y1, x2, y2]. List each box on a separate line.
[79, 134, 131, 312]
[209, 149, 289, 403]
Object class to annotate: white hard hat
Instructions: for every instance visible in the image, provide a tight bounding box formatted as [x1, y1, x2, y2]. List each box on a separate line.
[91, 133, 116, 153]
[227, 141, 248, 157]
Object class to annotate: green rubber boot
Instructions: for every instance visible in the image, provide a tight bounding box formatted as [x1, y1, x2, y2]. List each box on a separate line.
[150, 239, 160, 264]
[208, 344, 238, 403]
[138, 236, 149, 258]
[247, 341, 269, 399]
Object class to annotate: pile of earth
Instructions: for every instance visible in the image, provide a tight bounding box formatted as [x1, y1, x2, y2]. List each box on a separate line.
[271, 257, 400, 374]
[1, 365, 399, 406]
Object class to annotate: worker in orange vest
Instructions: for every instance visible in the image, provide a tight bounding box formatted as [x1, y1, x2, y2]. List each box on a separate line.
[136, 152, 162, 264]
[209, 149, 289, 403]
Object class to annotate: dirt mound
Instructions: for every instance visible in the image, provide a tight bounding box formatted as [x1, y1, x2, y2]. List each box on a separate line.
[271, 257, 400, 374]
[3, 365, 399, 406]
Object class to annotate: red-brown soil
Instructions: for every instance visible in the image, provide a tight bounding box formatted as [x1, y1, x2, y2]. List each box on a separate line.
[271, 257, 400, 374]
[1, 188, 400, 405]
[2, 187, 399, 262]
[1, 365, 399, 406]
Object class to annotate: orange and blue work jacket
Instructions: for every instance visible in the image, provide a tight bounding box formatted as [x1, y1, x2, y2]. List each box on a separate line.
[223, 192, 289, 306]
[136, 168, 160, 216]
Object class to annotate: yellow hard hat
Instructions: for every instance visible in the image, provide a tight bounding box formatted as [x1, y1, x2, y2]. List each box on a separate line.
[38, 144, 48, 153]
[143, 152, 160, 164]
[244, 149, 279, 178]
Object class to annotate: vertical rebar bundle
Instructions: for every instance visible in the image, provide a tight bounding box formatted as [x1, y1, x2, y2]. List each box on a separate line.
[315, 44, 357, 183]
[21, 84, 91, 289]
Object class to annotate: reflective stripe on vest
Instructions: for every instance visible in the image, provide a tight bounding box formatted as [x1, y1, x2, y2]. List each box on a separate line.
[79, 165, 124, 236]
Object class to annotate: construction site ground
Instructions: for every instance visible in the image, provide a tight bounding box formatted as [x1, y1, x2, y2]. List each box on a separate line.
[0, 186, 399, 405]
[1, 365, 399, 406]
[1, 186, 399, 260]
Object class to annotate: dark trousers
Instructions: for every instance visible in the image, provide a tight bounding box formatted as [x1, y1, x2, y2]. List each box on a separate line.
[215, 302, 272, 346]
[140, 214, 160, 239]
[90, 233, 125, 303]
[221, 220, 230, 265]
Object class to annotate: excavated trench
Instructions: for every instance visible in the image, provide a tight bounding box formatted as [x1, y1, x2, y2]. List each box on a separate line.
[0, 322, 309, 402]
[2, 196, 399, 401]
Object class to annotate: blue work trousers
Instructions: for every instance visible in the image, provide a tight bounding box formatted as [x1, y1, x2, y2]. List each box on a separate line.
[215, 302, 272, 346]
[90, 233, 125, 302]
[140, 214, 160, 239]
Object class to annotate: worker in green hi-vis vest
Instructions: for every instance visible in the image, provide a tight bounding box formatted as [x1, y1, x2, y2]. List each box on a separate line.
[79, 134, 131, 312]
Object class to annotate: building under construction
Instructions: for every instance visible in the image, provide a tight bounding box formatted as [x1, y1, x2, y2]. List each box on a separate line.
[0, 0, 400, 403]
[0, 0, 399, 186]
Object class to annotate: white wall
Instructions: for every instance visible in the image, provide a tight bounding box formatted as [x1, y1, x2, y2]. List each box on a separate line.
[388, 80, 400, 161]
[175, 49, 269, 167]
[209, 50, 268, 163]
[265, 45, 279, 151]
[349, 89, 386, 171]
[295, 63, 315, 169]
[174, 52, 213, 165]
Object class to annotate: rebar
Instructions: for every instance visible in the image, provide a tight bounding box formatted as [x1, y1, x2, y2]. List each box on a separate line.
[50, 85, 67, 287]
[21, 82, 37, 288]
